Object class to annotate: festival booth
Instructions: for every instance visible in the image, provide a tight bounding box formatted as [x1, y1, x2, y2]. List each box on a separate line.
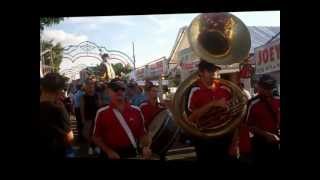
[253, 37, 280, 95]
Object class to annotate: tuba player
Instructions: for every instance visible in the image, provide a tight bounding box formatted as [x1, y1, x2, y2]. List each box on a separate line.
[186, 60, 235, 162]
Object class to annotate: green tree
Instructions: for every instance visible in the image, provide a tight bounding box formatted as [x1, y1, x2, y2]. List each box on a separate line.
[40, 17, 64, 72]
[40, 17, 64, 32]
[41, 40, 64, 72]
[123, 64, 133, 74]
[111, 63, 132, 76]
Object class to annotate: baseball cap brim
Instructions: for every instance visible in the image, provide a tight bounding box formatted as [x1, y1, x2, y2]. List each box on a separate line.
[258, 75, 276, 89]
[108, 81, 126, 91]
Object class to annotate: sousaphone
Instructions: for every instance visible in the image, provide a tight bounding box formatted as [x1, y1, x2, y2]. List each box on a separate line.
[172, 12, 251, 139]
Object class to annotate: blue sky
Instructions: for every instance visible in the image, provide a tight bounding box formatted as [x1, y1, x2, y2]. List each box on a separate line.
[42, 11, 280, 72]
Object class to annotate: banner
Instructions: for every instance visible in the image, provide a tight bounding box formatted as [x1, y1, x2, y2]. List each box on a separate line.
[181, 59, 199, 71]
[149, 61, 164, 75]
[239, 63, 254, 78]
[254, 39, 280, 74]
[135, 68, 145, 80]
[145, 57, 167, 79]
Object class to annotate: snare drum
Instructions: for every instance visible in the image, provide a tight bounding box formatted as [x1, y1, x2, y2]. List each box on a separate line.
[148, 109, 180, 155]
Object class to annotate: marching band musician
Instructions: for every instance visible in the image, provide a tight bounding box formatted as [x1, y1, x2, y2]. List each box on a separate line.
[92, 80, 152, 160]
[139, 84, 167, 160]
[245, 75, 280, 164]
[139, 84, 166, 128]
[186, 60, 235, 162]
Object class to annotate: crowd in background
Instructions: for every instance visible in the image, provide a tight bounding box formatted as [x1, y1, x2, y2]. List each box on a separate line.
[38, 70, 280, 164]
[39, 73, 161, 158]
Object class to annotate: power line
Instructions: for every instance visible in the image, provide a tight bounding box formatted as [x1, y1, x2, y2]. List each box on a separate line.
[266, 32, 280, 44]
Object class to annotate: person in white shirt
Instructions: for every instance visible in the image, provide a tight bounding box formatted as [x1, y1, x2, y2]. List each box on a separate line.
[240, 83, 251, 100]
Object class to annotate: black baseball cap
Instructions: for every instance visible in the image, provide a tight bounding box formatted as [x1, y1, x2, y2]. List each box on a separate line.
[198, 59, 221, 72]
[258, 74, 277, 89]
[127, 81, 138, 88]
[108, 80, 126, 92]
[41, 73, 67, 92]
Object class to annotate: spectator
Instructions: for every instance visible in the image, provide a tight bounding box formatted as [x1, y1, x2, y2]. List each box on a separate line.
[80, 79, 100, 156]
[126, 81, 147, 106]
[272, 87, 280, 96]
[100, 83, 111, 106]
[73, 84, 85, 142]
[60, 90, 73, 115]
[38, 73, 74, 158]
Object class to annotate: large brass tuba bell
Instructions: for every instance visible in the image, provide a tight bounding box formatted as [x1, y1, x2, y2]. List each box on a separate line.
[188, 13, 251, 65]
[172, 12, 251, 139]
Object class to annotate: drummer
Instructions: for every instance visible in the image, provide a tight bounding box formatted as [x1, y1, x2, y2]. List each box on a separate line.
[139, 83, 167, 160]
[92, 79, 152, 160]
[139, 84, 166, 129]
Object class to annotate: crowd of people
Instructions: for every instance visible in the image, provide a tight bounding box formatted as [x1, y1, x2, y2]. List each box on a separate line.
[39, 73, 166, 159]
[38, 60, 280, 164]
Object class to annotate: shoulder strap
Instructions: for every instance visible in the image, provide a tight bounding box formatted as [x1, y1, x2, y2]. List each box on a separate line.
[185, 84, 200, 115]
[112, 108, 138, 152]
[139, 101, 149, 108]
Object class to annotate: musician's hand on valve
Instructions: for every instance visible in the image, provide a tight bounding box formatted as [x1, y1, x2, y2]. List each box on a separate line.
[189, 98, 229, 125]
[142, 146, 152, 160]
[212, 98, 228, 110]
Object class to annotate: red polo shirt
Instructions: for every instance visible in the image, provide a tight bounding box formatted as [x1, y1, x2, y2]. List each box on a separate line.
[188, 79, 232, 112]
[139, 101, 165, 128]
[246, 96, 280, 135]
[93, 102, 147, 150]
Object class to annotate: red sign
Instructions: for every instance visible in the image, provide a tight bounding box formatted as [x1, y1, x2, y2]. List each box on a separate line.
[181, 60, 199, 70]
[257, 43, 280, 66]
[239, 63, 254, 78]
[181, 63, 194, 69]
[148, 60, 164, 76]
[254, 39, 280, 74]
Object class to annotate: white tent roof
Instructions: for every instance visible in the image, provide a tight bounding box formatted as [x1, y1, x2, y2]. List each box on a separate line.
[248, 26, 280, 53]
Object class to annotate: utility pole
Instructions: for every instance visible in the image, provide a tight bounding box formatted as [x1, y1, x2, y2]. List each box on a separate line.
[132, 42, 136, 71]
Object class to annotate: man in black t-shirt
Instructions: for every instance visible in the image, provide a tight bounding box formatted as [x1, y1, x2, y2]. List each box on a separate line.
[37, 73, 74, 158]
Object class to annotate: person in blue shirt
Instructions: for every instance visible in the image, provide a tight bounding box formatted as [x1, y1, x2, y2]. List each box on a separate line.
[132, 90, 147, 106]
[73, 84, 85, 142]
[126, 82, 147, 106]
[97, 83, 110, 106]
